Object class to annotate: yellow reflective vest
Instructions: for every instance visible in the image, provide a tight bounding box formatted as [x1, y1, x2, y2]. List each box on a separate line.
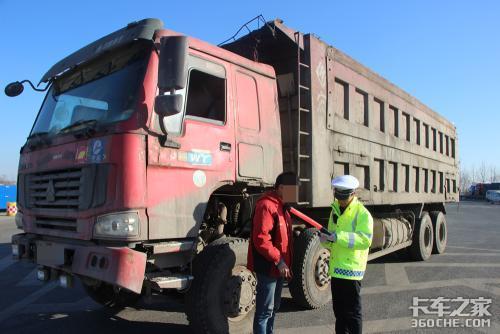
[321, 197, 373, 280]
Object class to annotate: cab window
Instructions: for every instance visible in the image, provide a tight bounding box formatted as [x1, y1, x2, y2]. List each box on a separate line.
[186, 70, 225, 123]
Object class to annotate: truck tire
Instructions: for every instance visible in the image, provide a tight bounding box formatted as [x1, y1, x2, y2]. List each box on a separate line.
[186, 238, 255, 334]
[409, 212, 434, 261]
[430, 211, 447, 254]
[289, 228, 331, 309]
[82, 281, 141, 309]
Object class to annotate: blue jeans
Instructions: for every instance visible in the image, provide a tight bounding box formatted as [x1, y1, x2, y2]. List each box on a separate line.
[253, 273, 283, 334]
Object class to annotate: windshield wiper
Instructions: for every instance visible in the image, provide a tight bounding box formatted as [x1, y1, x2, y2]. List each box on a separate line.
[59, 119, 98, 134]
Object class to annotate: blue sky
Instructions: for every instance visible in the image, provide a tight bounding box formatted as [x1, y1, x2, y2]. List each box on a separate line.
[1, 0, 499, 181]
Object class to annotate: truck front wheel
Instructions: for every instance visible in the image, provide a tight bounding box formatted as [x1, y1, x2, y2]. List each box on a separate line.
[430, 211, 447, 254]
[186, 238, 255, 334]
[289, 228, 331, 309]
[82, 280, 141, 309]
[409, 212, 434, 261]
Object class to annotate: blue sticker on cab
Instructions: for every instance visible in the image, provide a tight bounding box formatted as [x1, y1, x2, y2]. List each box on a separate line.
[187, 151, 212, 166]
[89, 138, 107, 163]
[175, 150, 212, 166]
[176, 150, 212, 166]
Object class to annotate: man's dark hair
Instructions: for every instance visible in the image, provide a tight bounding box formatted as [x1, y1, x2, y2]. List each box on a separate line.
[275, 172, 298, 188]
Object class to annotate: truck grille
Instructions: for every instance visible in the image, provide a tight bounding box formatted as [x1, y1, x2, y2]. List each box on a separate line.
[27, 168, 83, 210]
[35, 216, 78, 232]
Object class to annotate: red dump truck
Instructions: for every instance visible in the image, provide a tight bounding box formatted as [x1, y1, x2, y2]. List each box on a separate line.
[6, 18, 458, 333]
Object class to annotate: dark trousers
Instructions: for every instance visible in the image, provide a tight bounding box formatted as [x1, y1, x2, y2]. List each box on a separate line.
[253, 273, 284, 334]
[331, 277, 362, 334]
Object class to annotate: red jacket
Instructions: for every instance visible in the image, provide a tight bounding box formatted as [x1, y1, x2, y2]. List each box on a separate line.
[247, 191, 293, 278]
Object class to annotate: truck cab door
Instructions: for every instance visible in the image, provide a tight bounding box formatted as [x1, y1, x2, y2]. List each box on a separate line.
[148, 55, 236, 240]
[233, 67, 282, 186]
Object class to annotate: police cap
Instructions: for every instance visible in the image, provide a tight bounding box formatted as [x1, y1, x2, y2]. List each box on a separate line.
[331, 175, 360, 191]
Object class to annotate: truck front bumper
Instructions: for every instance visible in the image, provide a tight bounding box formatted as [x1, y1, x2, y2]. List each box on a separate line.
[11, 233, 146, 294]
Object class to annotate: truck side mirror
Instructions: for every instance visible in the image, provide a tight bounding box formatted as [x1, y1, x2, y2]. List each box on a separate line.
[154, 94, 183, 118]
[157, 36, 188, 91]
[4, 81, 24, 97]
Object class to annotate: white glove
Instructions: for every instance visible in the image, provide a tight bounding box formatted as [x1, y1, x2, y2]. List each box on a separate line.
[319, 232, 337, 243]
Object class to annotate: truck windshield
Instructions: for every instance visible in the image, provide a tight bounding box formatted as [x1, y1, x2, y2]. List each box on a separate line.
[30, 44, 150, 137]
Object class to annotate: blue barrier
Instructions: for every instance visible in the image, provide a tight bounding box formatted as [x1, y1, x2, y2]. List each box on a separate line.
[0, 185, 17, 210]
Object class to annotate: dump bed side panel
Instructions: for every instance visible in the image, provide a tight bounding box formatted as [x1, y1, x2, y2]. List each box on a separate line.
[308, 35, 459, 207]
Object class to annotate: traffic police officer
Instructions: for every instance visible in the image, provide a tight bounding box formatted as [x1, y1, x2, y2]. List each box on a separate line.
[320, 175, 373, 334]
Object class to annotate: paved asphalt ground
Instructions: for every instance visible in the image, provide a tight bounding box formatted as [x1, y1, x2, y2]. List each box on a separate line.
[0, 201, 498, 333]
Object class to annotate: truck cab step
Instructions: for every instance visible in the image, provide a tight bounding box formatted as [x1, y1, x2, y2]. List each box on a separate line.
[147, 273, 193, 290]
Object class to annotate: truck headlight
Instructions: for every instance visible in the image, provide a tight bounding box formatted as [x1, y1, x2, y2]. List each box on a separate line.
[93, 212, 140, 238]
[15, 212, 24, 229]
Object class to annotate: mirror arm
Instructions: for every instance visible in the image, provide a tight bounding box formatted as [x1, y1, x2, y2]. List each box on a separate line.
[159, 135, 181, 149]
[21, 79, 50, 92]
[157, 112, 181, 149]
[158, 114, 169, 135]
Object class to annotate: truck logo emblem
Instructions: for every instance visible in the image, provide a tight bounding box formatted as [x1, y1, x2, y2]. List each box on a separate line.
[193, 170, 207, 188]
[46, 180, 56, 202]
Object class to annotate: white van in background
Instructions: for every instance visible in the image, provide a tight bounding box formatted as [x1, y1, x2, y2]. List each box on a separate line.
[486, 190, 500, 204]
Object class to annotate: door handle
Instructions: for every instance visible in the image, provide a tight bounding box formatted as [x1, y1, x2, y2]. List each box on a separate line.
[220, 142, 231, 152]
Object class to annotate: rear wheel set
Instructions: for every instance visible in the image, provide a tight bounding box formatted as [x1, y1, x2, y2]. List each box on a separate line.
[408, 210, 447, 261]
[409, 212, 434, 261]
[430, 211, 447, 254]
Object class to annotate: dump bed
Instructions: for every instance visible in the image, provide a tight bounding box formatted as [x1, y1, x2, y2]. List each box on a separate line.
[223, 20, 459, 207]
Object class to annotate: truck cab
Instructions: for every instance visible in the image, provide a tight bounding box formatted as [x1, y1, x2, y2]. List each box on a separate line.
[11, 18, 282, 314]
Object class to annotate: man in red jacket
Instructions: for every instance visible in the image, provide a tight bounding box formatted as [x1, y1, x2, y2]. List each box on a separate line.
[248, 172, 298, 334]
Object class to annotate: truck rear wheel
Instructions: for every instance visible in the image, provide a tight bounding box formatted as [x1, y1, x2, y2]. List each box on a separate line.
[289, 228, 331, 309]
[186, 238, 255, 334]
[82, 280, 141, 309]
[409, 212, 434, 261]
[430, 211, 447, 254]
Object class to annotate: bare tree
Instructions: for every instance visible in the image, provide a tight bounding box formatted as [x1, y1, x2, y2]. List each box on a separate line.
[489, 166, 498, 183]
[478, 162, 488, 183]
[459, 167, 471, 193]
[447, 163, 497, 195]
[0, 175, 16, 185]
[470, 165, 477, 184]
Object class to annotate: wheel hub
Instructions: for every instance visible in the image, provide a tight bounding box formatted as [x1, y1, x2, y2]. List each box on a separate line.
[224, 265, 256, 320]
[314, 249, 331, 288]
[424, 225, 432, 247]
[439, 223, 446, 242]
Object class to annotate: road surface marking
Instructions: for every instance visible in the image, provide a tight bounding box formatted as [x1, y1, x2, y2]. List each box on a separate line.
[277, 317, 413, 334]
[20, 297, 97, 314]
[476, 321, 500, 334]
[384, 263, 410, 286]
[363, 278, 500, 296]
[0, 282, 57, 323]
[442, 252, 500, 256]
[276, 317, 500, 334]
[406, 262, 500, 268]
[466, 281, 500, 297]
[364, 316, 413, 333]
[276, 324, 334, 334]
[0, 255, 15, 272]
[16, 268, 43, 287]
[447, 245, 500, 253]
